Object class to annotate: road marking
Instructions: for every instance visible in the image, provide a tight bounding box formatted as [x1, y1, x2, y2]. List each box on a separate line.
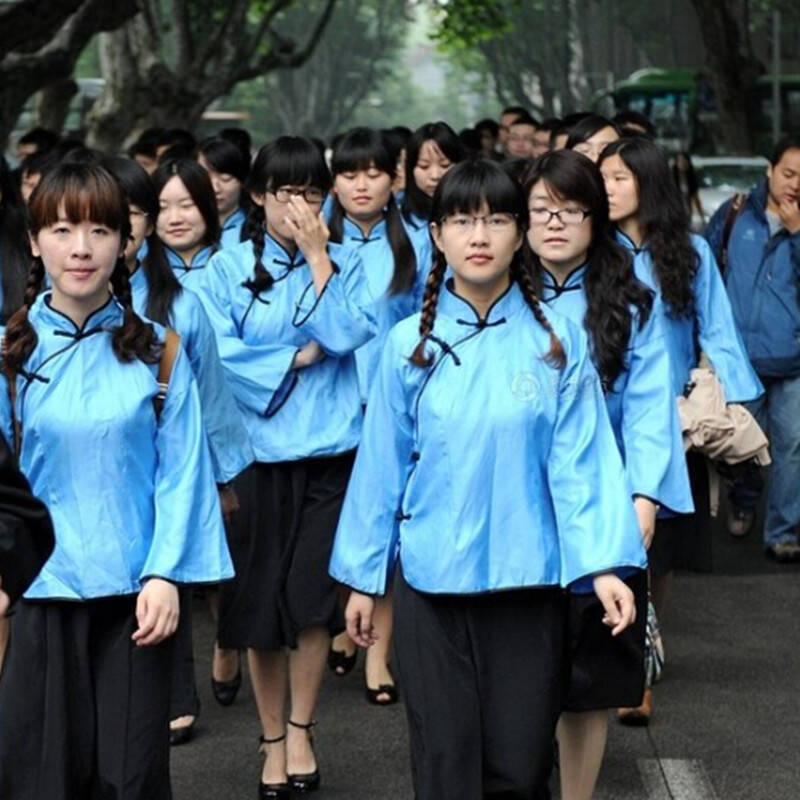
[639, 759, 720, 800]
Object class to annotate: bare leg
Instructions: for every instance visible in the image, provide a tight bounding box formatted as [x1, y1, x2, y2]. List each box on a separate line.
[365, 591, 395, 701]
[287, 626, 329, 776]
[0, 616, 9, 675]
[557, 710, 609, 800]
[249, 647, 289, 785]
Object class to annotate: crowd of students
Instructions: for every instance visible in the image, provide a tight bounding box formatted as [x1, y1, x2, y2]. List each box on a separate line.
[0, 105, 796, 800]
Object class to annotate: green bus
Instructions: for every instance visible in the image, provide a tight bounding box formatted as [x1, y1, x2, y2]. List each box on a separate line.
[593, 67, 800, 154]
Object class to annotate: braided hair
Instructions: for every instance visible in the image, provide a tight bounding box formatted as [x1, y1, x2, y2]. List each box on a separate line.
[3, 164, 161, 378]
[243, 137, 332, 296]
[409, 158, 564, 369]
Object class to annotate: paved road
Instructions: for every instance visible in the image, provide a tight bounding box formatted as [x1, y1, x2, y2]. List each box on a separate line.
[171, 500, 800, 799]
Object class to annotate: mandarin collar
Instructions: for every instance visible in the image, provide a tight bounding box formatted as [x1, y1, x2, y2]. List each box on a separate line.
[165, 244, 215, 271]
[539, 262, 588, 299]
[263, 233, 307, 270]
[31, 291, 122, 335]
[438, 277, 525, 327]
[615, 228, 646, 254]
[222, 208, 246, 232]
[343, 216, 387, 244]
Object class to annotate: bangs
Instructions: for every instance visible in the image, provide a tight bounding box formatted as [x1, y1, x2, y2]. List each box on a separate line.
[28, 163, 127, 235]
[432, 158, 525, 222]
[198, 137, 249, 183]
[332, 129, 394, 177]
[259, 137, 332, 193]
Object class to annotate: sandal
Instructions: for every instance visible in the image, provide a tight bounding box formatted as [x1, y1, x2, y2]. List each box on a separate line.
[287, 719, 320, 792]
[327, 646, 357, 677]
[258, 733, 290, 799]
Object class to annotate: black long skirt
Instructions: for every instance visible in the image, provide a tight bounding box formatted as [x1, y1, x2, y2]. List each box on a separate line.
[218, 452, 354, 651]
[0, 596, 173, 800]
[393, 567, 566, 800]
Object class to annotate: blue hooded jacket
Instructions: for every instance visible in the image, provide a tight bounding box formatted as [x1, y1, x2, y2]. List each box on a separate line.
[705, 181, 800, 378]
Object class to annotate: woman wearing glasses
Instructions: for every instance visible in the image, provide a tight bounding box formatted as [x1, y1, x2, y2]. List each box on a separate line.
[523, 150, 692, 800]
[196, 137, 375, 800]
[330, 159, 644, 800]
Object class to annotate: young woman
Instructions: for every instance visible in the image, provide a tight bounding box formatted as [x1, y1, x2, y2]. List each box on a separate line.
[325, 127, 432, 703]
[565, 114, 620, 163]
[598, 136, 762, 718]
[194, 136, 375, 799]
[330, 159, 645, 800]
[0, 162, 232, 799]
[523, 149, 692, 800]
[401, 121, 466, 231]
[107, 156, 253, 741]
[152, 158, 220, 287]
[196, 136, 250, 248]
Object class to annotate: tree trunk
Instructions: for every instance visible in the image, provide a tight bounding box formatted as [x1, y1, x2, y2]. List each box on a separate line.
[688, 0, 760, 153]
[35, 78, 78, 134]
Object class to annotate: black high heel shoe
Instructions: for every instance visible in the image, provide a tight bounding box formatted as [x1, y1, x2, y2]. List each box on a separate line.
[327, 645, 357, 677]
[258, 733, 290, 800]
[287, 720, 320, 793]
[211, 647, 242, 706]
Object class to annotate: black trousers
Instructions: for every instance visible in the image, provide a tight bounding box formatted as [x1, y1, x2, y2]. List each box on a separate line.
[393, 568, 566, 800]
[0, 597, 173, 800]
[169, 588, 200, 720]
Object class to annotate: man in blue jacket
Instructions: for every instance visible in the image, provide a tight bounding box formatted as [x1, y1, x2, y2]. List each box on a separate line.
[706, 135, 800, 561]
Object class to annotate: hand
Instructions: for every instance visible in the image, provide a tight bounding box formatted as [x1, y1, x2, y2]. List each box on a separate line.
[0, 577, 8, 616]
[293, 341, 325, 370]
[219, 485, 239, 521]
[778, 196, 800, 235]
[593, 573, 636, 636]
[132, 578, 179, 646]
[345, 591, 378, 648]
[285, 196, 330, 263]
[633, 496, 658, 550]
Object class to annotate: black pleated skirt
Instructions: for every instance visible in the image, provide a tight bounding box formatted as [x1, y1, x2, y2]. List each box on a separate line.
[218, 452, 354, 651]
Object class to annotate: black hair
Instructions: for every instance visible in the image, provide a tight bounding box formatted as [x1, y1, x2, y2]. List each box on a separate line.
[769, 134, 800, 166]
[475, 118, 500, 137]
[128, 127, 165, 160]
[599, 137, 697, 318]
[20, 150, 59, 180]
[158, 128, 196, 153]
[0, 157, 30, 321]
[17, 127, 60, 154]
[565, 115, 620, 150]
[537, 117, 562, 135]
[151, 158, 221, 249]
[501, 106, 529, 120]
[218, 127, 252, 164]
[411, 158, 564, 369]
[310, 138, 327, 158]
[157, 144, 194, 165]
[509, 114, 538, 130]
[458, 128, 481, 153]
[612, 110, 656, 139]
[401, 122, 466, 223]
[103, 156, 183, 327]
[381, 128, 407, 164]
[5, 163, 161, 379]
[522, 150, 652, 390]
[196, 137, 250, 184]
[328, 128, 417, 296]
[500, 156, 532, 185]
[242, 136, 332, 294]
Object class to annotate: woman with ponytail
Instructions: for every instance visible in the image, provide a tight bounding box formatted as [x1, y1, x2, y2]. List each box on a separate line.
[107, 156, 253, 743]
[598, 138, 762, 721]
[0, 162, 232, 799]
[330, 158, 645, 800]
[326, 127, 432, 701]
[523, 149, 692, 800]
[195, 136, 375, 799]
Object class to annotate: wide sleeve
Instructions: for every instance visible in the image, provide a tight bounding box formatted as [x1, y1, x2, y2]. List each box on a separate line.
[692, 235, 763, 403]
[292, 247, 377, 356]
[139, 344, 234, 585]
[547, 326, 647, 589]
[621, 306, 694, 515]
[177, 294, 254, 483]
[0, 431, 55, 606]
[329, 327, 417, 595]
[194, 252, 300, 416]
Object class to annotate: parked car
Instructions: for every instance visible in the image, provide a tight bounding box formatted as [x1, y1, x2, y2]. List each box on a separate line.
[691, 156, 768, 231]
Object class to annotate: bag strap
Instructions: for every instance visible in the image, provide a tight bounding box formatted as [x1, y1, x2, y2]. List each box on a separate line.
[719, 192, 747, 275]
[153, 329, 181, 422]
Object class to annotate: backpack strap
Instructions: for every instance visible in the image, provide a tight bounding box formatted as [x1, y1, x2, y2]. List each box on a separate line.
[153, 329, 181, 422]
[719, 192, 747, 275]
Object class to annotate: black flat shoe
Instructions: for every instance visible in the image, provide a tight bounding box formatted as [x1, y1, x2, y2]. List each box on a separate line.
[169, 718, 196, 746]
[327, 646, 357, 676]
[258, 733, 290, 798]
[211, 667, 242, 706]
[287, 720, 320, 793]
